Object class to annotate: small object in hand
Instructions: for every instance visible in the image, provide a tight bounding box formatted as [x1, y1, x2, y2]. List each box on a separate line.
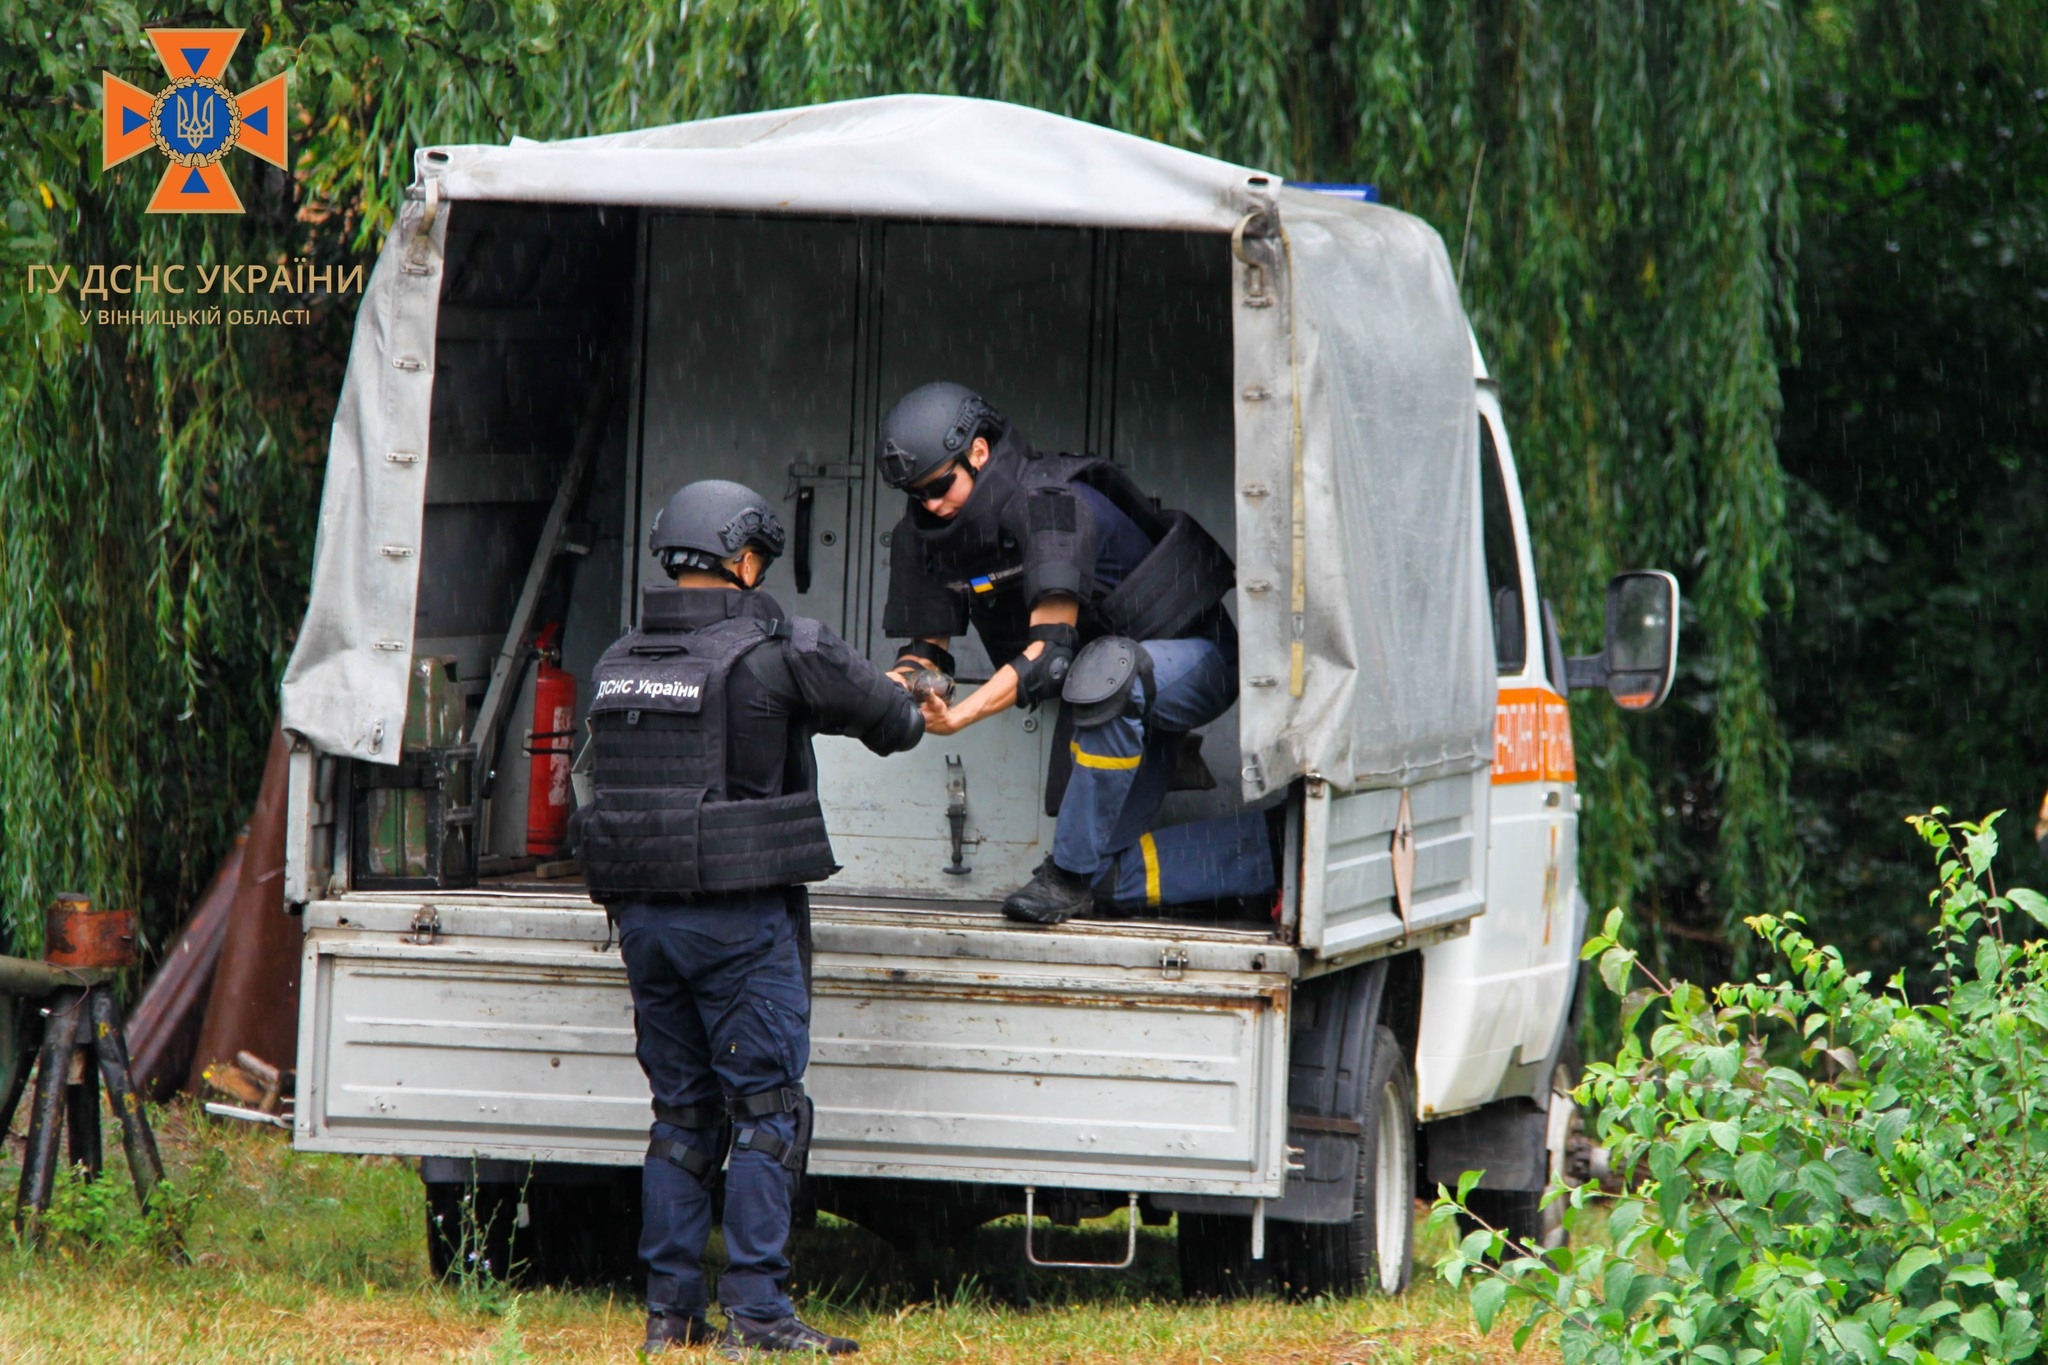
[907, 668, 956, 704]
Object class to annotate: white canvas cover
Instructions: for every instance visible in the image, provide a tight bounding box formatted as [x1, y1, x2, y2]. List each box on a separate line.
[280, 96, 1492, 796]
[278, 192, 449, 760]
[443, 95, 1273, 231]
[1231, 190, 1493, 793]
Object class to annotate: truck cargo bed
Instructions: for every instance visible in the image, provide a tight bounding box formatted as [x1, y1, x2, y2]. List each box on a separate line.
[294, 891, 1297, 1197]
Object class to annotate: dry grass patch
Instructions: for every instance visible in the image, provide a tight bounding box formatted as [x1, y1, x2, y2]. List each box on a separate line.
[0, 1101, 1542, 1364]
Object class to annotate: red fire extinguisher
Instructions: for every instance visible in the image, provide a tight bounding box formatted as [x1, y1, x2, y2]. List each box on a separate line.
[526, 622, 576, 857]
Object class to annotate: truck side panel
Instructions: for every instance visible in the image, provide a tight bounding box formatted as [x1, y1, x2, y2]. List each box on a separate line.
[1298, 768, 1487, 963]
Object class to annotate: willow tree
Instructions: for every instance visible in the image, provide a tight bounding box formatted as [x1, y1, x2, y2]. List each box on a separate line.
[1, 0, 1801, 982]
[1773, 2, 2048, 972]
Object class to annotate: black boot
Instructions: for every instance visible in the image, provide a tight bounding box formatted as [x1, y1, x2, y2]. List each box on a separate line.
[1001, 857, 1095, 925]
[718, 1313, 860, 1356]
[645, 1309, 716, 1353]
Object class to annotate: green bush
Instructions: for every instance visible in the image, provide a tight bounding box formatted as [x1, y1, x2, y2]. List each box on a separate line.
[1434, 809, 2048, 1364]
[25, 1163, 194, 1259]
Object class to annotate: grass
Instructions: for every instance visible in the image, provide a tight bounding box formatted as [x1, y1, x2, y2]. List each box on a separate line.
[0, 1101, 1546, 1364]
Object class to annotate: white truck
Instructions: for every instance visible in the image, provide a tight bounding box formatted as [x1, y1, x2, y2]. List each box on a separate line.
[279, 95, 1678, 1295]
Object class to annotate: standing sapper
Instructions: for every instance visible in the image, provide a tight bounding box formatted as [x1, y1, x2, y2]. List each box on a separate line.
[877, 381, 1264, 924]
[575, 480, 923, 1356]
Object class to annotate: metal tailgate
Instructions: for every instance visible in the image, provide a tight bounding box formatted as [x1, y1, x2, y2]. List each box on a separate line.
[295, 892, 1294, 1197]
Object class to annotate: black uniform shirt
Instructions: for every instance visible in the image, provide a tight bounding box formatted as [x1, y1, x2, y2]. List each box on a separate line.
[640, 586, 923, 800]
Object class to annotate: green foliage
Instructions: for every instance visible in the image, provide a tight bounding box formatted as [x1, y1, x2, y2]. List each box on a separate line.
[0, 5, 346, 956]
[1434, 809, 2048, 1364]
[1, 0, 1803, 971]
[27, 1160, 196, 1259]
[1773, 5, 2048, 977]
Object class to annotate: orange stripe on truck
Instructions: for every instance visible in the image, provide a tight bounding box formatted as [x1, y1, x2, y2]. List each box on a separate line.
[1493, 686, 1576, 784]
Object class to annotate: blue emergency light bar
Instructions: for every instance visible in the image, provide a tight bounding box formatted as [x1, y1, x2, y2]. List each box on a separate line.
[1294, 183, 1382, 202]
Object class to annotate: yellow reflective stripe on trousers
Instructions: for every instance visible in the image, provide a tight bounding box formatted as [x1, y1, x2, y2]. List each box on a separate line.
[1069, 741, 1142, 771]
[1139, 832, 1162, 907]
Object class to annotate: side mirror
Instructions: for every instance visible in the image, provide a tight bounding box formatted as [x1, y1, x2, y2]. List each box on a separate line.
[1563, 570, 1680, 711]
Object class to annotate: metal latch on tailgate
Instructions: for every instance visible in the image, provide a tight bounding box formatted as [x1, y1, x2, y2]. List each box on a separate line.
[408, 908, 441, 944]
[1159, 946, 1189, 980]
[943, 755, 970, 876]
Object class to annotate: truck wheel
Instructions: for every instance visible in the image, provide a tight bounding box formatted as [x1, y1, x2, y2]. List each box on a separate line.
[1175, 1211, 1272, 1298]
[1464, 1046, 1581, 1253]
[524, 1176, 643, 1285]
[1280, 1024, 1416, 1296]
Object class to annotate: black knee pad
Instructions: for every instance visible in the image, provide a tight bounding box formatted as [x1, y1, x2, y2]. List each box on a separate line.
[649, 1100, 731, 1186]
[728, 1085, 814, 1175]
[1063, 636, 1154, 728]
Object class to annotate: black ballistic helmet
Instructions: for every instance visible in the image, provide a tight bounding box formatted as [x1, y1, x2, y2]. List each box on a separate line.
[875, 382, 1004, 490]
[649, 479, 787, 577]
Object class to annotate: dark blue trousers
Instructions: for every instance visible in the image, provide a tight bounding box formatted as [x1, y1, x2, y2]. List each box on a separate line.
[616, 893, 809, 1322]
[1052, 636, 1241, 883]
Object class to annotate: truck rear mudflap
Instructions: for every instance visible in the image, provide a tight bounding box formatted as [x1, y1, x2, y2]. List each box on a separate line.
[294, 892, 1296, 1199]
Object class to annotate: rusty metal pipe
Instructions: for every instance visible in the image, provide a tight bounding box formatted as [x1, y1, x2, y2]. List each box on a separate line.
[91, 986, 168, 1224]
[15, 988, 85, 1236]
[67, 1054, 102, 1182]
[0, 956, 111, 999]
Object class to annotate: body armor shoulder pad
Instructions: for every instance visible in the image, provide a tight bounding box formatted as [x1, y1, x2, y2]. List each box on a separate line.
[1056, 455, 1173, 542]
[787, 617, 823, 654]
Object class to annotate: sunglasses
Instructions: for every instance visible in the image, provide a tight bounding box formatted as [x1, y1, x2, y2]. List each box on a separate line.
[912, 461, 970, 503]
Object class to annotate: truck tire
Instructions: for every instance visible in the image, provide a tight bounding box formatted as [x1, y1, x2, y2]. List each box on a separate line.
[1278, 1024, 1416, 1296]
[524, 1177, 643, 1285]
[1464, 1044, 1580, 1253]
[1175, 1211, 1271, 1298]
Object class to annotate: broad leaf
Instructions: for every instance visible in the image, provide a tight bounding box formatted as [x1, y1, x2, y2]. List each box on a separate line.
[1471, 1276, 1508, 1334]
[2005, 887, 2048, 927]
[1885, 1246, 1941, 1295]
[1959, 1304, 2002, 1347]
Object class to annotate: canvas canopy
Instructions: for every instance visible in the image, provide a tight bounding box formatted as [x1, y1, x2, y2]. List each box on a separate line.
[280, 94, 1491, 795]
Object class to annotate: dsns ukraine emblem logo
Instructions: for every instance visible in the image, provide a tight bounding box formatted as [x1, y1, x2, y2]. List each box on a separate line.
[101, 29, 287, 214]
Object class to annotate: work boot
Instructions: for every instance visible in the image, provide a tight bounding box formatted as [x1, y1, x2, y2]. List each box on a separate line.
[717, 1313, 859, 1356]
[1001, 857, 1095, 925]
[645, 1309, 716, 1353]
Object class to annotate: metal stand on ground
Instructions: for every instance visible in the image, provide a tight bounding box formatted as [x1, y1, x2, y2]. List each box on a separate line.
[0, 896, 173, 1250]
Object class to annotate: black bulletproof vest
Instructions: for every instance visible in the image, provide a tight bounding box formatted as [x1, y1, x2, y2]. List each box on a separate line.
[908, 435, 1235, 648]
[580, 615, 835, 902]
